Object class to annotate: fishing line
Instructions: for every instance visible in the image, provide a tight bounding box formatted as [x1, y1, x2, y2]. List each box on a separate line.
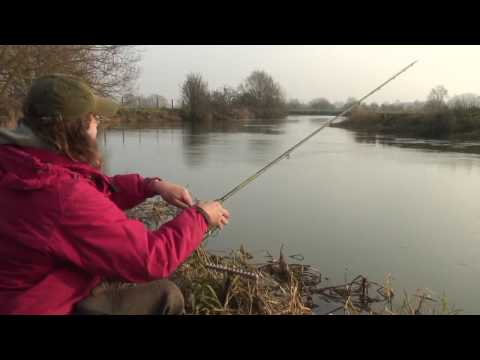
[204, 60, 419, 240]
[217, 60, 418, 204]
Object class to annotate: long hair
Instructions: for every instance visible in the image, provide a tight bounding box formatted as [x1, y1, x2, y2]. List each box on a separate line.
[21, 113, 102, 169]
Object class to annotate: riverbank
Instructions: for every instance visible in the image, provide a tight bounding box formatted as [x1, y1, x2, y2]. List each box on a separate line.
[125, 197, 460, 315]
[332, 108, 480, 141]
[103, 107, 288, 130]
[0, 106, 286, 131]
[101, 108, 183, 129]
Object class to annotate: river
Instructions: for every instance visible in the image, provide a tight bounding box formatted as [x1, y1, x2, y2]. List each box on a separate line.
[100, 115, 480, 314]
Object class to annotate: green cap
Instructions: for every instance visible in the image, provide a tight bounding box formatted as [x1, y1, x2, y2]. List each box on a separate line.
[23, 74, 119, 121]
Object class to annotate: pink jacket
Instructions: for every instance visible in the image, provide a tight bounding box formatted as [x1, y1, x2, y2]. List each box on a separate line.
[0, 145, 208, 314]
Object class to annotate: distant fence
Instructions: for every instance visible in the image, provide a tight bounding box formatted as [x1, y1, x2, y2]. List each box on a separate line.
[121, 96, 175, 110]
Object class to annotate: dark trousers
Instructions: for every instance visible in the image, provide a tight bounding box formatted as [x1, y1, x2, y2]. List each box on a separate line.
[74, 280, 185, 315]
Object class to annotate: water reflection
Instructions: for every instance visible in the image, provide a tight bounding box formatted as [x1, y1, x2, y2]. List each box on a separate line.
[181, 121, 211, 167]
[101, 118, 291, 168]
[180, 118, 289, 167]
[181, 117, 289, 135]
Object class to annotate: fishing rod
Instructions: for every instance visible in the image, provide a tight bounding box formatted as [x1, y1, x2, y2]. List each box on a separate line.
[217, 60, 418, 204]
[202, 60, 418, 242]
[200, 60, 419, 278]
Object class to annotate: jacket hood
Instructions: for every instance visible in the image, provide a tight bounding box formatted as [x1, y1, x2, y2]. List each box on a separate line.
[0, 129, 112, 192]
[0, 122, 52, 150]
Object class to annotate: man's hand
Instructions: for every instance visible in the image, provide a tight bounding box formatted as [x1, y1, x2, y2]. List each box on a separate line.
[150, 180, 194, 209]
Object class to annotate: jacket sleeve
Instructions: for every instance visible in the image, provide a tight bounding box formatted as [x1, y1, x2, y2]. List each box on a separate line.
[107, 174, 158, 210]
[53, 179, 209, 283]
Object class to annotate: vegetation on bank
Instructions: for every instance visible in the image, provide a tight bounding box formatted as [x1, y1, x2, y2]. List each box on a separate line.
[179, 70, 288, 122]
[99, 107, 182, 129]
[0, 45, 140, 127]
[125, 197, 461, 315]
[333, 107, 480, 140]
[333, 86, 480, 140]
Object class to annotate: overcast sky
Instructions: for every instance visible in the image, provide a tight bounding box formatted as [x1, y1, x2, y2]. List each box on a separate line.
[136, 45, 480, 104]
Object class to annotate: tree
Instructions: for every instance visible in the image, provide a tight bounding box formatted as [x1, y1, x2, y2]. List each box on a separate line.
[238, 70, 286, 117]
[122, 93, 139, 107]
[287, 99, 305, 110]
[0, 45, 141, 119]
[428, 85, 448, 103]
[342, 97, 358, 111]
[210, 86, 239, 116]
[425, 85, 449, 111]
[380, 102, 390, 112]
[181, 73, 211, 120]
[448, 93, 480, 110]
[309, 97, 333, 110]
[146, 94, 168, 108]
[333, 101, 345, 110]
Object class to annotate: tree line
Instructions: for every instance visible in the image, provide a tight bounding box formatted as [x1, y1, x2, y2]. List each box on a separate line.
[180, 70, 287, 121]
[289, 85, 480, 114]
[336, 85, 480, 139]
[2, 45, 480, 129]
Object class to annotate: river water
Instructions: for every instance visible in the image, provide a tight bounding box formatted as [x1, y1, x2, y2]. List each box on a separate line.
[100, 116, 480, 314]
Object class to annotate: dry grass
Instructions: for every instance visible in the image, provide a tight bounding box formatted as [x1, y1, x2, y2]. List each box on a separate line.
[127, 197, 461, 315]
[169, 245, 316, 315]
[127, 198, 318, 315]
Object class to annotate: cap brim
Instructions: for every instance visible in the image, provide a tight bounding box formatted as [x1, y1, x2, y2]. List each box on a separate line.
[94, 96, 120, 118]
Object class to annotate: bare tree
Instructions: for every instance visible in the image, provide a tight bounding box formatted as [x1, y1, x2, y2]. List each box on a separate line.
[122, 93, 139, 107]
[181, 73, 210, 120]
[428, 85, 448, 103]
[238, 70, 286, 118]
[149, 94, 168, 108]
[333, 101, 345, 110]
[448, 93, 480, 110]
[287, 99, 305, 110]
[309, 97, 333, 110]
[209, 86, 239, 116]
[0, 45, 141, 121]
[343, 97, 358, 111]
[425, 85, 449, 112]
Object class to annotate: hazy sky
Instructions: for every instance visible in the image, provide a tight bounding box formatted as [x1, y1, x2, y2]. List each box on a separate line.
[136, 45, 480, 104]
